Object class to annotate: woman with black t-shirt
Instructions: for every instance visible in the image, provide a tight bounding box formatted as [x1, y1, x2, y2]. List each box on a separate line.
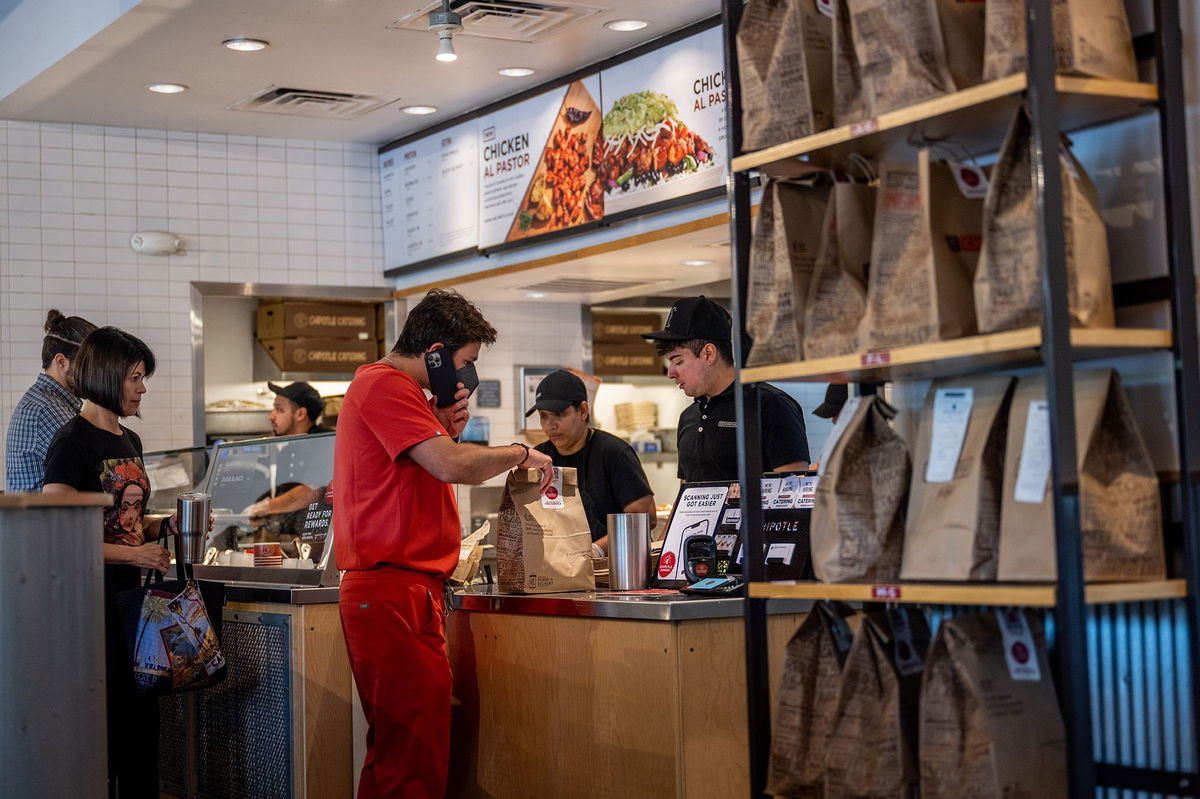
[42, 327, 176, 799]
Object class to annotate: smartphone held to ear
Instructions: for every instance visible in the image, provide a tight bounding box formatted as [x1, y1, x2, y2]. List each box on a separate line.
[425, 350, 480, 407]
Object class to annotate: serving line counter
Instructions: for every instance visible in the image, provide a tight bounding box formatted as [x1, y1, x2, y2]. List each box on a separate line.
[446, 586, 813, 799]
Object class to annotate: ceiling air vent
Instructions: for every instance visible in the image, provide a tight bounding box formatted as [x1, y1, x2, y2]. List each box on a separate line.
[519, 277, 644, 293]
[229, 87, 398, 119]
[388, 1, 603, 43]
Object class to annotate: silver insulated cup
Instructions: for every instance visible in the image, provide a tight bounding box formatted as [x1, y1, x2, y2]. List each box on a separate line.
[176, 492, 212, 564]
[607, 513, 651, 591]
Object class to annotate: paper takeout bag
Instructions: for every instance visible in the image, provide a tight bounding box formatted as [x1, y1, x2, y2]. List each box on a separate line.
[983, 0, 1137, 83]
[767, 601, 858, 798]
[824, 609, 929, 799]
[902, 375, 1015, 581]
[737, 0, 833, 150]
[803, 178, 874, 360]
[747, 179, 832, 367]
[811, 395, 910, 583]
[919, 610, 1067, 799]
[861, 152, 982, 351]
[997, 369, 1164, 582]
[832, 0, 865, 126]
[496, 467, 596, 594]
[974, 106, 1115, 333]
[845, 0, 956, 117]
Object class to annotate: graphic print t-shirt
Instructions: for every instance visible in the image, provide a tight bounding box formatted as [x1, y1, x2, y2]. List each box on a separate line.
[44, 416, 149, 591]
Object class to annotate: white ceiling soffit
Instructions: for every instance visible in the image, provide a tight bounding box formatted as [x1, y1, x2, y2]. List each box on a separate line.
[0, 0, 719, 144]
[389, 1, 602, 43]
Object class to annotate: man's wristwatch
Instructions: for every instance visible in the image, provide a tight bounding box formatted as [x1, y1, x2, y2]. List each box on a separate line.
[511, 442, 530, 465]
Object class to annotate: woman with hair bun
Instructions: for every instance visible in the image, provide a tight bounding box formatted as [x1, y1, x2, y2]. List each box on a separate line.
[4, 308, 97, 491]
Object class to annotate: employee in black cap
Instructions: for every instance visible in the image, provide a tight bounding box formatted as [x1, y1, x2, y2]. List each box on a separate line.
[268, 380, 332, 437]
[813, 384, 849, 424]
[642, 296, 810, 482]
[528, 370, 656, 555]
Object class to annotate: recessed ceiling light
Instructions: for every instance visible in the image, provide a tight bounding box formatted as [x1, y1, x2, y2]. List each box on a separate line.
[223, 38, 269, 52]
[525, 292, 547, 299]
[401, 105, 438, 115]
[605, 19, 648, 32]
[499, 67, 535, 77]
[146, 83, 188, 94]
[681, 259, 714, 266]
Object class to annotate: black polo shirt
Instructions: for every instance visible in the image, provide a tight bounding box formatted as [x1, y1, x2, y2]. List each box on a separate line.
[677, 382, 810, 482]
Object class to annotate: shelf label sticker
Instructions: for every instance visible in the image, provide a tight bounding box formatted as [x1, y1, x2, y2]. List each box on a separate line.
[850, 118, 880, 137]
[888, 608, 925, 676]
[871, 585, 902, 600]
[995, 608, 1042, 681]
[861, 351, 891, 367]
[925, 387, 974, 483]
[541, 468, 565, 509]
[1014, 400, 1052, 503]
[817, 396, 863, 477]
[949, 162, 989, 199]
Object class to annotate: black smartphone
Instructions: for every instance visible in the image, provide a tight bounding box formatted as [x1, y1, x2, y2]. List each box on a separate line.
[425, 350, 461, 407]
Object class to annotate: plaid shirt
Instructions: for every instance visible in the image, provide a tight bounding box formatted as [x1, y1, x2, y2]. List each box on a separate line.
[5, 373, 82, 492]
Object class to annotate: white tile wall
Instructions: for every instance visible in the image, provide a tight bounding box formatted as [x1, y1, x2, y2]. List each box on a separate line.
[0, 119, 385, 477]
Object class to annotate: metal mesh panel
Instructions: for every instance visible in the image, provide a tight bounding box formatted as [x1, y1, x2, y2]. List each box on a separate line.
[196, 612, 292, 799]
[158, 693, 187, 796]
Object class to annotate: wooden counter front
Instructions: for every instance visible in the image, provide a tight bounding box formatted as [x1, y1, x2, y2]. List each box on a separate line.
[446, 607, 804, 798]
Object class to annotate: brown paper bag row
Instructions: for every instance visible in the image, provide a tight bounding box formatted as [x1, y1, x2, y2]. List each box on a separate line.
[496, 467, 596, 594]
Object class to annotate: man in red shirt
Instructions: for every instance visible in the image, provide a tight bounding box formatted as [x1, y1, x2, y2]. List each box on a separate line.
[333, 289, 552, 799]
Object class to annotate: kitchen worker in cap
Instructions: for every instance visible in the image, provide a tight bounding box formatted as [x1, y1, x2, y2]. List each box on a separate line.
[268, 380, 331, 436]
[246, 381, 334, 528]
[643, 296, 810, 482]
[529, 369, 656, 555]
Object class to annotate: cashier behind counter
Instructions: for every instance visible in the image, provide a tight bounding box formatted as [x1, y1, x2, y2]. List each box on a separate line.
[244, 381, 333, 528]
[528, 370, 656, 555]
[642, 296, 810, 481]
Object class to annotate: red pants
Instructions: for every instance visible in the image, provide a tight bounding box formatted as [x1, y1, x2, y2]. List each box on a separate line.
[340, 568, 451, 799]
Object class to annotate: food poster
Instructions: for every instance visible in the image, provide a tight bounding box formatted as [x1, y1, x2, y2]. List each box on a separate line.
[653, 481, 731, 585]
[596, 26, 727, 215]
[380, 119, 479, 268]
[478, 74, 604, 247]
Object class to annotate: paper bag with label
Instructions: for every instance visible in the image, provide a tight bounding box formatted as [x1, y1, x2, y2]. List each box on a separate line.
[766, 601, 858, 798]
[920, 610, 1067, 799]
[974, 106, 1115, 333]
[747, 180, 832, 367]
[804, 179, 875, 359]
[861, 152, 982, 351]
[832, 0, 865, 126]
[824, 608, 930, 799]
[982, 0, 1136, 83]
[496, 467, 596, 594]
[901, 375, 1015, 581]
[811, 395, 910, 583]
[737, 0, 833, 150]
[997, 369, 1164, 581]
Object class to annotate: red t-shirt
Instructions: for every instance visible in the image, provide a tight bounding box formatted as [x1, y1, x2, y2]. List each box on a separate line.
[333, 362, 460, 577]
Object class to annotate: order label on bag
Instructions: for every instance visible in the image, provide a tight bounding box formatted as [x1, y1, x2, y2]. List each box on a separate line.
[817, 395, 863, 477]
[949, 162, 989, 199]
[925, 388, 973, 483]
[541, 467, 565, 509]
[995, 608, 1041, 681]
[816, 0, 835, 18]
[1014, 401, 1052, 503]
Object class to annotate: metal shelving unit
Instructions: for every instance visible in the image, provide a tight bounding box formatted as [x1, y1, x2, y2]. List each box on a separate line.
[720, 1, 1200, 797]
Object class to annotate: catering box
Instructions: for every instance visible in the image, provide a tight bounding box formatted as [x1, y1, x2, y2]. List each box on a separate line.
[256, 300, 377, 341]
[593, 341, 662, 376]
[258, 337, 377, 373]
[591, 311, 663, 343]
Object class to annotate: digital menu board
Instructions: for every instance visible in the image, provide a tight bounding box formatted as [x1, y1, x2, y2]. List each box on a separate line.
[596, 26, 728, 215]
[380, 119, 479, 269]
[477, 74, 603, 248]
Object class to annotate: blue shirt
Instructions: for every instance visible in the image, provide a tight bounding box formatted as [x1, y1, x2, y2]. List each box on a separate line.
[5, 373, 82, 492]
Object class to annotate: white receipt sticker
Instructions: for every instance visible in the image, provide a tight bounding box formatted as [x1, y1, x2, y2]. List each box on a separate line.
[540, 467, 565, 509]
[1014, 401, 1052, 503]
[995, 608, 1041, 681]
[817, 395, 863, 477]
[925, 388, 973, 483]
[949, 162, 989, 199]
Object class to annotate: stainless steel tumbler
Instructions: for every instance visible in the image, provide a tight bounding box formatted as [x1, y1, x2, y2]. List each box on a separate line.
[607, 513, 651, 591]
[176, 492, 212, 564]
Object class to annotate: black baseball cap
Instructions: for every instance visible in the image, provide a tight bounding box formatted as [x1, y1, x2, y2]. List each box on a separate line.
[524, 370, 587, 417]
[813, 384, 848, 419]
[641, 296, 732, 343]
[268, 381, 323, 421]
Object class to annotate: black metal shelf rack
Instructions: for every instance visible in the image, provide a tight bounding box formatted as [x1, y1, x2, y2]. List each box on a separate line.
[719, 1, 1200, 797]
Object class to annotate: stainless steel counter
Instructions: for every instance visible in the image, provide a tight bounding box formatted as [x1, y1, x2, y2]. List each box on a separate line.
[449, 585, 814, 621]
[222, 584, 339, 605]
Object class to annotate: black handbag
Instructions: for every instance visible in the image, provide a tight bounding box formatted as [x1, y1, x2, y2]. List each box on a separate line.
[114, 534, 227, 695]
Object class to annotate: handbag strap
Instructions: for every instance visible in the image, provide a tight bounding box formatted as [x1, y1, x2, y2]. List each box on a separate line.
[141, 524, 188, 587]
